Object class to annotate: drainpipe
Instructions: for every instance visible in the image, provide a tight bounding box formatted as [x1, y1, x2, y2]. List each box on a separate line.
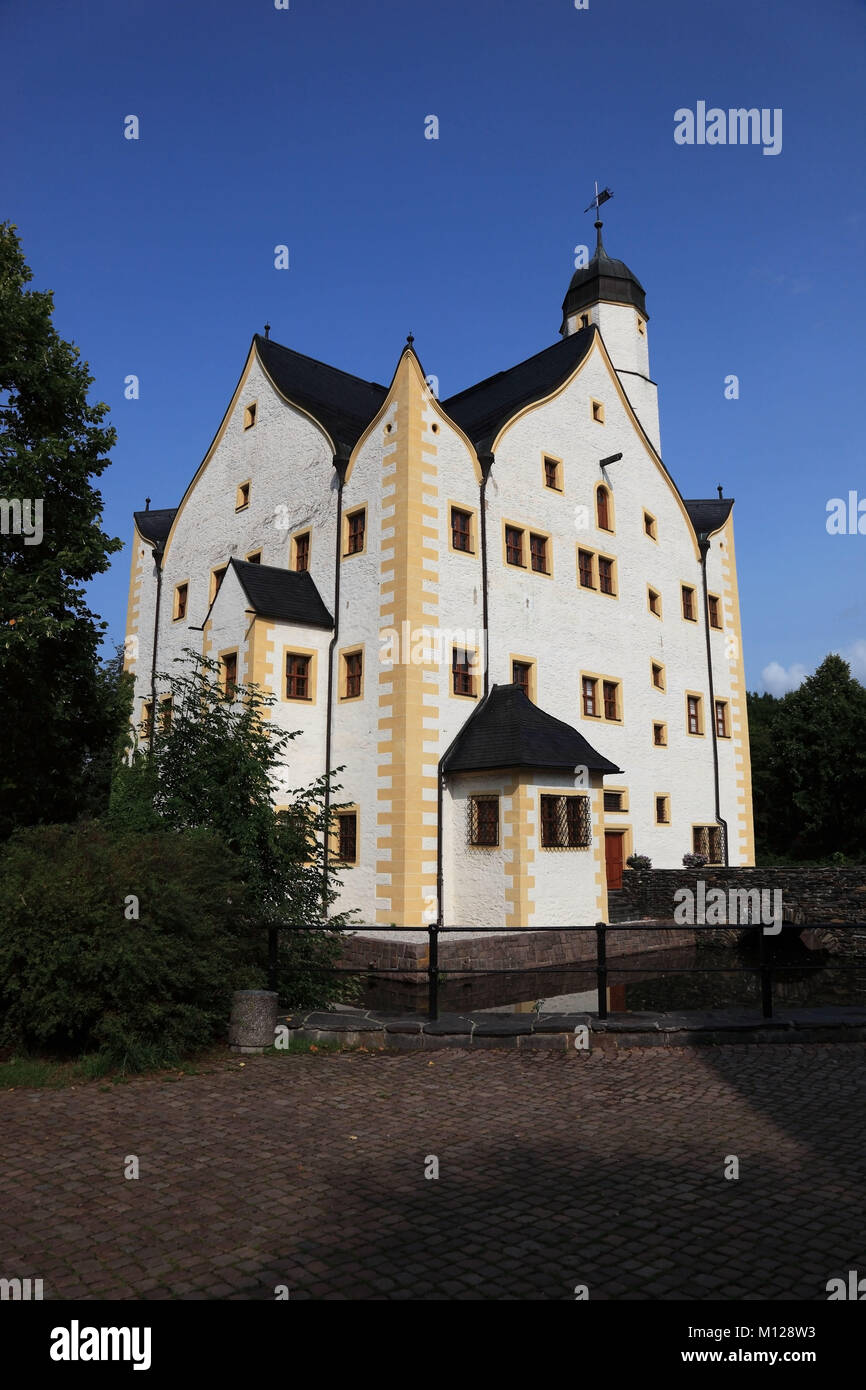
[699, 535, 729, 865]
[322, 456, 346, 909]
[148, 540, 164, 754]
[435, 451, 495, 928]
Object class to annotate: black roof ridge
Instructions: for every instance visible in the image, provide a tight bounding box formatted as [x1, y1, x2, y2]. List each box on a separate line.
[254, 333, 388, 392]
[442, 325, 596, 407]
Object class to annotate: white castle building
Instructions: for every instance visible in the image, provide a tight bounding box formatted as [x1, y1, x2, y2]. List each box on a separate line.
[124, 220, 754, 948]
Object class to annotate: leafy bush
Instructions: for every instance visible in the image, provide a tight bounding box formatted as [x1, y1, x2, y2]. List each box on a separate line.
[626, 854, 652, 872]
[0, 823, 255, 1066]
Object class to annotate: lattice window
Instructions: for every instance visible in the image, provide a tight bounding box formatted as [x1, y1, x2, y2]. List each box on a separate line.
[468, 795, 499, 847]
[337, 812, 357, 863]
[540, 794, 591, 849]
[693, 824, 725, 864]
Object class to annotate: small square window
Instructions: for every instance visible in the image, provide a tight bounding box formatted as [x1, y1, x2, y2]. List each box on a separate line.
[505, 524, 524, 567]
[451, 507, 473, 553]
[648, 587, 662, 617]
[243, 402, 257, 430]
[286, 653, 312, 700]
[236, 481, 250, 511]
[651, 662, 665, 690]
[293, 531, 310, 572]
[529, 532, 549, 574]
[655, 795, 670, 825]
[604, 790, 625, 813]
[653, 721, 667, 746]
[336, 811, 357, 864]
[591, 399, 605, 424]
[345, 509, 366, 556]
[543, 457, 562, 491]
[540, 794, 591, 849]
[452, 648, 477, 698]
[512, 660, 533, 699]
[644, 511, 657, 540]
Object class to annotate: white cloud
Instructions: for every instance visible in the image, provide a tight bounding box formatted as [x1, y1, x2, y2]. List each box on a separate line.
[760, 661, 808, 696]
[760, 640, 866, 695]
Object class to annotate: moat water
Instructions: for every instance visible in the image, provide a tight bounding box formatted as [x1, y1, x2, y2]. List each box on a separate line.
[357, 935, 866, 1016]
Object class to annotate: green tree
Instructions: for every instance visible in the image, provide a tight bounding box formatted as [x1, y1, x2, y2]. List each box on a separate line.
[0, 222, 121, 838]
[110, 650, 357, 1006]
[748, 655, 866, 860]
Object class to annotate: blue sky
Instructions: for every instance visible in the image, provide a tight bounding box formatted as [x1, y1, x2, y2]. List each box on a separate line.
[3, 0, 864, 694]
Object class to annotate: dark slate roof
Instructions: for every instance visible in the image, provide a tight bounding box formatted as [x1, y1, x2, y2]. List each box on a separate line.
[443, 683, 622, 776]
[255, 334, 388, 456]
[561, 227, 648, 329]
[684, 498, 734, 538]
[133, 508, 177, 547]
[441, 324, 595, 453]
[230, 559, 333, 629]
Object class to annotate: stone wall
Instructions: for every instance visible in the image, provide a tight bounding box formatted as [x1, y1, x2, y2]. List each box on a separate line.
[615, 867, 866, 925]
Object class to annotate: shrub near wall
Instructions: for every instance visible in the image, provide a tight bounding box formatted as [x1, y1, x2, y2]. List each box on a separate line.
[0, 823, 255, 1066]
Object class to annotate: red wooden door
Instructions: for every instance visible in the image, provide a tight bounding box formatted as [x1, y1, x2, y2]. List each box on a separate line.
[604, 831, 624, 891]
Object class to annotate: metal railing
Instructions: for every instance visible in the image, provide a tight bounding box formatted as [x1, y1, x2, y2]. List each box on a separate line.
[268, 920, 866, 1024]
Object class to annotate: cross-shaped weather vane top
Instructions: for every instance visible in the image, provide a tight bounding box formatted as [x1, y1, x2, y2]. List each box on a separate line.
[584, 182, 614, 217]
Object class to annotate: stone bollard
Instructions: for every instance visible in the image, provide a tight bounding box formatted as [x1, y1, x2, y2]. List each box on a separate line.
[229, 990, 278, 1054]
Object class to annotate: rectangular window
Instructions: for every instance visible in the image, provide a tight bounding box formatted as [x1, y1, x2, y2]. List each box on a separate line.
[644, 510, 657, 539]
[505, 525, 524, 567]
[451, 506, 473, 553]
[591, 399, 605, 424]
[344, 650, 363, 700]
[653, 721, 667, 746]
[337, 812, 357, 864]
[345, 508, 366, 556]
[452, 648, 476, 698]
[543, 456, 561, 491]
[648, 586, 661, 617]
[651, 661, 665, 690]
[687, 694, 703, 735]
[159, 696, 172, 733]
[578, 548, 595, 589]
[602, 679, 620, 721]
[708, 594, 722, 629]
[529, 532, 549, 574]
[469, 795, 499, 847]
[286, 653, 311, 700]
[682, 584, 697, 622]
[582, 675, 598, 718]
[540, 794, 591, 849]
[222, 652, 237, 698]
[512, 660, 531, 697]
[655, 795, 670, 825]
[293, 532, 310, 572]
[598, 555, 615, 595]
[211, 565, 227, 602]
[715, 699, 729, 738]
[243, 402, 257, 430]
[693, 824, 724, 864]
[235, 481, 250, 511]
[604, 791, 625, 812]
[173, 582, 188, 621]
[141, 700, 153, 739]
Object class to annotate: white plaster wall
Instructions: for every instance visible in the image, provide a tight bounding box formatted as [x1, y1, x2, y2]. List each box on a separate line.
[445, 771, 510, 927]
[485, 337, 740, 871]
[528, 770, 605, 927]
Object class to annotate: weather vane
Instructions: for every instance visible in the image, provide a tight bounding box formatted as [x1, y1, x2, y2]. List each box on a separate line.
[584, 181, 613, 217]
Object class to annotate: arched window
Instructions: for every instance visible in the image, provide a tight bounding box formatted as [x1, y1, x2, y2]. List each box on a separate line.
[596, 484, 613, 532]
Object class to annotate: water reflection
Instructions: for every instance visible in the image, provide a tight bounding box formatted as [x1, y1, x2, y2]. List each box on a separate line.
[358, 938, 866, 1017]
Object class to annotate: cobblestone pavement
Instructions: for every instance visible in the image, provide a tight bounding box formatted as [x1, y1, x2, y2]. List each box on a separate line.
[2, 1045, 864, 1300]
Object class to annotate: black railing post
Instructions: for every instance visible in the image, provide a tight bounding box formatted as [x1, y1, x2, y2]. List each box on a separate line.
[758, 922, 773, 1019]
[268, 925, 278, 995]
[596, 922, 608, 1019]
[428, 924, 439, 1022]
